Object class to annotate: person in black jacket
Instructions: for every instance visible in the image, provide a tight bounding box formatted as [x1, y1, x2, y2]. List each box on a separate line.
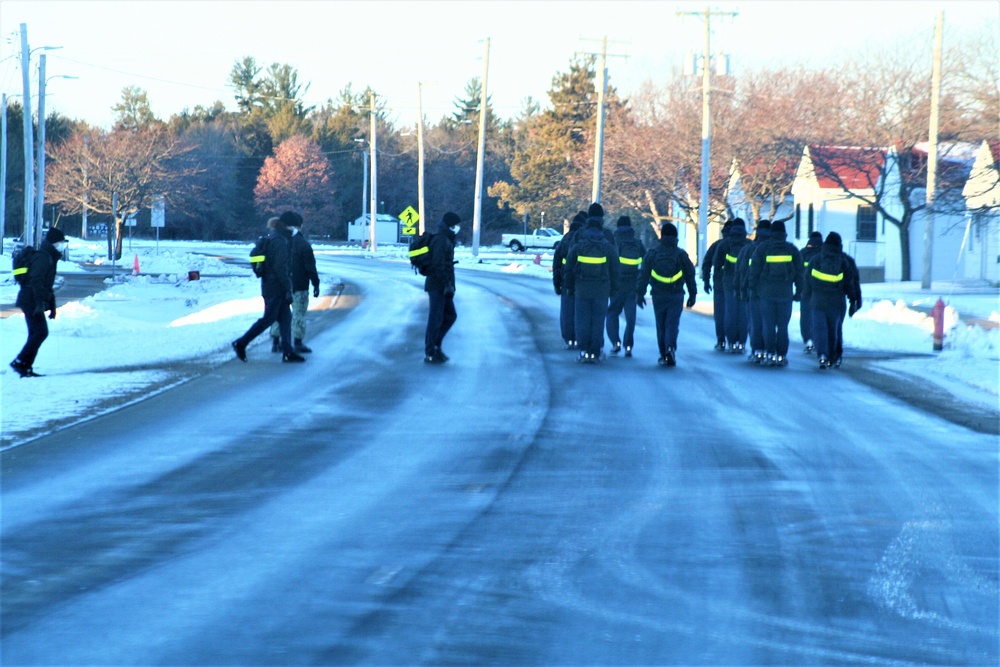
[748, 220, 803, 366]
[423, 212, 461, 363]
[711, 218, 750, 353]
[802, 232, 862, 368]
[232, 216, 305, 363]
[552, 211, 587, 349]
[736, 219, 770, 362]
[636, 222, 697, 366]
[606, 216, 646, 357]
[798, 231, 823, 354]
[565, 203, 619, 363]
[702, 220, 730, 351]
[269, 211, 321, 354]
[10, 228, 68, 377]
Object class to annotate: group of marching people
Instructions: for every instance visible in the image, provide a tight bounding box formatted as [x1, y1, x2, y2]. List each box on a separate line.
[553, 202, 698, 366]
[703, 218, 862, 369]
[550, 205, 862, 370]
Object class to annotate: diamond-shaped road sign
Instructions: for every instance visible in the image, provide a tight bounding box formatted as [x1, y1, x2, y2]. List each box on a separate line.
[399, 206, 419, 235]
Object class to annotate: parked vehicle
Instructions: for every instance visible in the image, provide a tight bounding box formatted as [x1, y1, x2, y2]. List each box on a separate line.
[501, 227, 564, 252]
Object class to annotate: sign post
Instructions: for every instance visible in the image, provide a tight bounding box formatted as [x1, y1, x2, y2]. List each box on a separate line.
[151, 194, 165, 254]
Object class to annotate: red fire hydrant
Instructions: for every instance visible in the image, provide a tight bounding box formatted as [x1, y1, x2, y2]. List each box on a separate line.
[931, 297, 946, 352]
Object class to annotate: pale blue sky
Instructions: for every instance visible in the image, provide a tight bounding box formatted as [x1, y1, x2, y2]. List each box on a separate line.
[1, 0, 996, 130]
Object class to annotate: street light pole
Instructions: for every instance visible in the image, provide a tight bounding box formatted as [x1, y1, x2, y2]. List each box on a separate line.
[34, 57, 76, 245]
[20, 24, 35, 247]
[472, 38, 490, 257]
[1, 93, 7, 254]
[591, 36, 607, 204]
[369, 91, 378, 253]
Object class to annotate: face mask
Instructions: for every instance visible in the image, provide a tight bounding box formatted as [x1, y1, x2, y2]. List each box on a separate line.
[450, 225, 460, 235]
[290, 227, 300, 236]
[54, 241, 69, 253]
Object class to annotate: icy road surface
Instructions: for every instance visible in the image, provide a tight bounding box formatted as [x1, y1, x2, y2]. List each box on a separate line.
[2, 256, 996, 665]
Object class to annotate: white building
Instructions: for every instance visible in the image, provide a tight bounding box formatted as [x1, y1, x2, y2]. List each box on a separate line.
[961, 140, 1000, 284]
[347, 213, 401, 245]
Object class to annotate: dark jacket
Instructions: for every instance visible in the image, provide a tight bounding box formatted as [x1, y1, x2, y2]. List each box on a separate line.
[748, 230, 804, 301]
[801, 242, 862, 310]
[702, 238, 721, 287]
[800, 237, 823, 274]
[735, 229, 768, 301]
[636, 236, 697, 300]
[259, 229, 293, 301]
[613, 226, 646, 293]
[565, 223, 619, 299]
[553, 221, 583, 294]
[16, 240, 61, 314]
[712, 224, 751, 291]
[424, 220, 456, 295]
[289, 231, 320, 292]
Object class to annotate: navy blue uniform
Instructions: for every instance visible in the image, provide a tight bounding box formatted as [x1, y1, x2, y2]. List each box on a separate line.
[235, 228, 295, 356]
[798, 234, 823, 350]
[712, 223, 751, 351]
[424, 220, 458, 358]
[606, 225, 645, 353]
[748, 224, 804, 363]
[566, 223, 619, 360]
[636, 233, 697, 364]
[13, 238, 62, 371]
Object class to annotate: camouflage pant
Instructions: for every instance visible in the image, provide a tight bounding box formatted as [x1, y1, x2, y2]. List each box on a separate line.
[271, 290, 309, 340]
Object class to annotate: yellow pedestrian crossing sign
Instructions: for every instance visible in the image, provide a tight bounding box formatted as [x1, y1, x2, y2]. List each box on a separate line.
[399, 206, 419, 235]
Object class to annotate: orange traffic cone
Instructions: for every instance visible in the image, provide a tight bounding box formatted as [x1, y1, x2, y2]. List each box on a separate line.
[132, 254, 140, 276]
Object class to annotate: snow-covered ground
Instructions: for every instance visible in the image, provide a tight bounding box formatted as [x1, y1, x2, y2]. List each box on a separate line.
[2, 236, 997, 447]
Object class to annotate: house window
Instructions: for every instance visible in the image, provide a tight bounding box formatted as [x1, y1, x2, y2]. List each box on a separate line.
[857, 205, 877, 241]
[795, 204, 801, 238]
[808, 204, 814, 235]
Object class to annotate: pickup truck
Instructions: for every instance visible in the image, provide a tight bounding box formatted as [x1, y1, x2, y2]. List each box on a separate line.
[501, 227, 564, 252]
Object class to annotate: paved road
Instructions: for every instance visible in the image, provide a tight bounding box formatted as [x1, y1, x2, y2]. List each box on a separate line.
[2, 256, 996, 665]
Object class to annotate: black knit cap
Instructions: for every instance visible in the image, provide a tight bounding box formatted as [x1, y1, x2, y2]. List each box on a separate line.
[810, 231, 823, 241]
[826, 232, 842, 247]
[756, 219, 772, 230]
[572, 211, 588, 225]
[587, 202, 604, 218]
[770, 220, 786, 234]
[442, 212, 461, 226]
[46, 228, 66, 244]
[617, 216, 631, 228]
[660, 222, 678, 237]
[279, 210, 302, 227]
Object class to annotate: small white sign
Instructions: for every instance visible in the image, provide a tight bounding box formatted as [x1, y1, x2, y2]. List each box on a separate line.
[151, 195, 166, 228]
[124, 214, 137, 227]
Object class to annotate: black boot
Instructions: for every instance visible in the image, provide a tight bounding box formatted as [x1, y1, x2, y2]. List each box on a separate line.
[282, 350, 306, 363]
[294, 338, 312, 354]
[271, 337, 280, 353]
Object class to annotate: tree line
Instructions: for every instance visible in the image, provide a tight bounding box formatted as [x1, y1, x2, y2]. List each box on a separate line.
[3, 26, 996, 278]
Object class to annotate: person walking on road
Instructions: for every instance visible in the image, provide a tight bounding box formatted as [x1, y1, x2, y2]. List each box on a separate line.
[802, 232, 862, 368]
[736, 220, 770, 363]
[702, 221, 729, 351]
[748, 220, 803, 367]
[232, 216, 305, 364]
[269, 211, 321, 354]
[553, 211, 587, 349]
[636, 222, 697, 367]
[711, 218, 750, 354]
[423, 212, 462, 364]
[606, 216, 646, 357]
[565, 203, 619, 363]
[10, 228, 68, 378]
[799, 231, 824, 354]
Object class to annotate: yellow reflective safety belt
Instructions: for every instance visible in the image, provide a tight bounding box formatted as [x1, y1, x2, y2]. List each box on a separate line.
[408, 246, 429, 259]
[562, 258, 567, 264]
[766, 255, 793, 263]
[249, 255, 266, 265]
[619, 256, 642, 266]
[725, 253, 738, 263]
[651, 269, 683, 284]
[811, 268, 843, 283]
[577, 255, 607, 265]
[12, 267, 28, 278]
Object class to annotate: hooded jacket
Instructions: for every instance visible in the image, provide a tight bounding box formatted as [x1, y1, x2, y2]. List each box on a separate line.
[424, 219, 457, 295]
[15, 239, 61, 314]
[712, 223, 751, 291]
[736, 228, 769, 300]
[801, 240, 862, 310]
[553, 219, 584, 293]
[289, 231, 320, 292]
[565, 222, 619, 299]
[636, 235, 697, 300]
[613, 225, 646, 291]
[748, 227, 804, 300]
[258, 228, 293, 301]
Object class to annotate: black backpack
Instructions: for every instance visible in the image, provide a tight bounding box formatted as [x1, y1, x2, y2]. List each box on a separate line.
[408, 231, 433, 275]
[574, 236, 609, 280]
[761, 245, 795, 284]
[249, 236, 268, 278]
[651, 247, 682, 285]
[810, 251, 845, 293]
[12, 245, 36, 286]
[618, 238, 644, 273]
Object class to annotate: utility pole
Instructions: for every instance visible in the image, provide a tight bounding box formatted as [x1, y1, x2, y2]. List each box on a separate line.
[417, 82, 426, 234]
[369, 91, 378, 253]
[921, 11, 943, 290]
[35, 53, 46, 242]
[591, 36, 607, 204]
[20, 23, 35, 248]
[1, 93, 7, 254]
[81, 136, 88, 239]
[472, 38, 490, 257]
[677, 7, 737, 265]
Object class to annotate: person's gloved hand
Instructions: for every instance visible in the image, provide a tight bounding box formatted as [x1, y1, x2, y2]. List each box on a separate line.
[554, 284, 562, 296]
[313, 284, 320, 298]
[703, 281, 711, 294]
[444, 284, 455, 298]
[33, 305, 46, 317]
[285, 292, 294, 305]
[686, 295, 696, 309]
[636, 295, 645, 309]
[849, 300, 860, 317]
[48, 307, 57, 320]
